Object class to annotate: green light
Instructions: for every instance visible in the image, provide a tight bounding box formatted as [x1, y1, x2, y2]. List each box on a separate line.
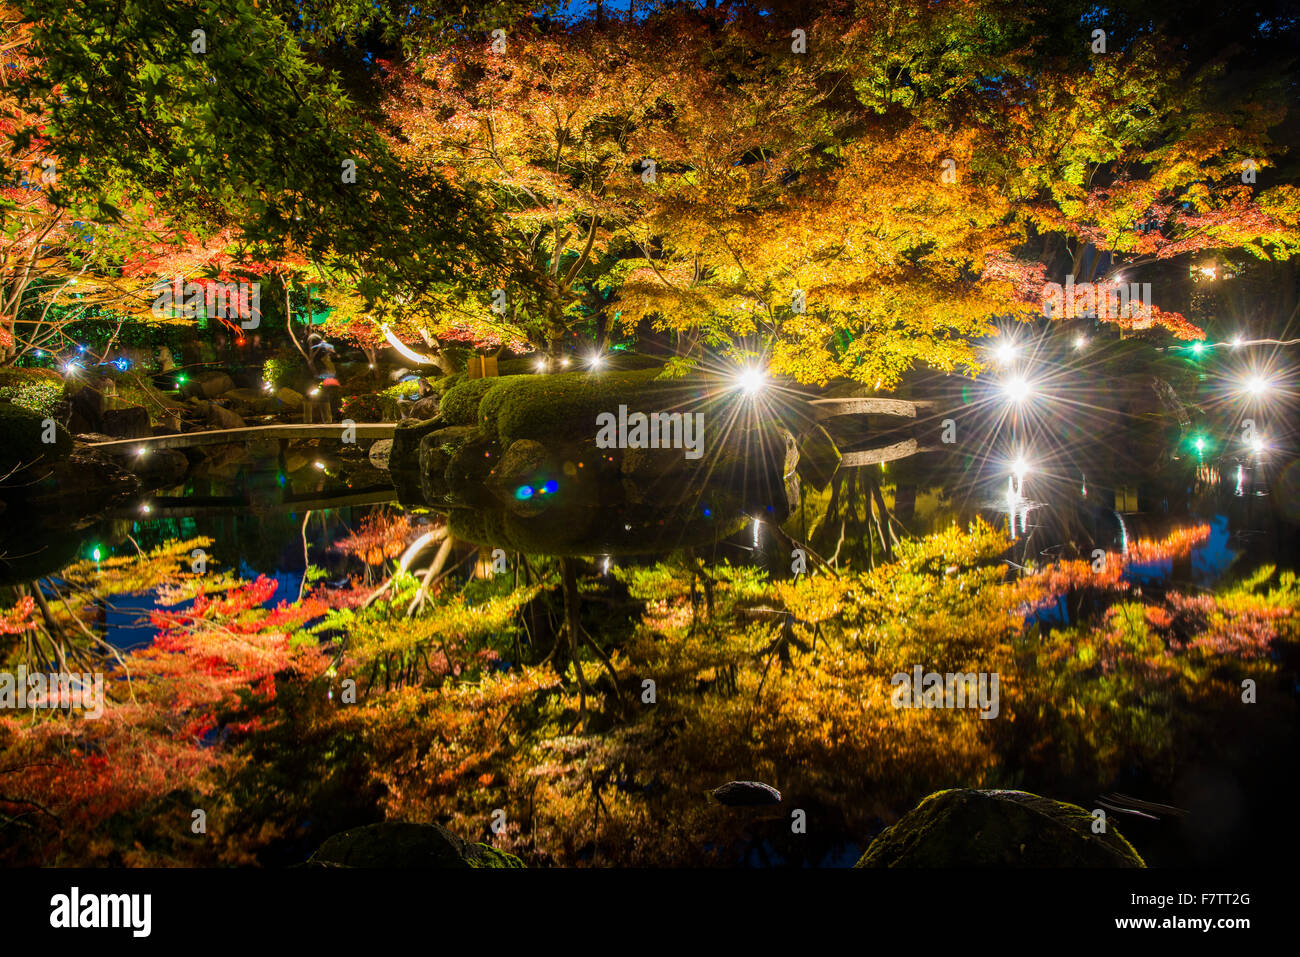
[1193, 437, 1206, 453]
[1191, 342, 1204, 356]
[176, 374, 188, 384]
[92, 546, 102, 562]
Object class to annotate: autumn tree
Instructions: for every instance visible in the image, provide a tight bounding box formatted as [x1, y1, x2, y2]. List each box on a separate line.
[380, 18, 703, 359]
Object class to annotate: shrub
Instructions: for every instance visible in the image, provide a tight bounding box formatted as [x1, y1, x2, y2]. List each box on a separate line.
[0, 367, 66, 418]
[262, 355, 300, 389]
[486, 368, 692, 445]
[440, 376, 509, 426]
[339, 393, 387, 423]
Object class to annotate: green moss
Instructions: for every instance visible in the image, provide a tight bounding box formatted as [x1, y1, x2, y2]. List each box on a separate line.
[0, 402, 72, 474]
[855, 788, 1146, 868]
[308, 821, 524, 868]
[487, 368, 695, 446]
[441, 376, 519, 426]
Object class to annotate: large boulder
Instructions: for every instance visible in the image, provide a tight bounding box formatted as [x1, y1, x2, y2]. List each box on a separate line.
[487, 439, 550, 510]
[389, 416, 445, 506]
[417, 425, 476, 504]
[406, 395, 440, 420]
[197, 401, 246, 431]
[309, 822, 523, 869]
[367, 438, 393, 470]
[224, 387, 280, 417]
[711, 781, 782, 806]
[855, 789, 1145, 868]
[180, 370, 235, 400]
[101, 404, 153, 439]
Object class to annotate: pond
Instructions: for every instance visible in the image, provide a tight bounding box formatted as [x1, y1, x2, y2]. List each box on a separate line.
[3, 363, 1297, 869]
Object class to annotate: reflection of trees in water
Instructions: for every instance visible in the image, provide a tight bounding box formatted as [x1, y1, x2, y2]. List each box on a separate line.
[801, 468, 906, 571]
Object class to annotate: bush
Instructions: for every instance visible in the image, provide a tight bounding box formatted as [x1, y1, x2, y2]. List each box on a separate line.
[339, 393, 387, 423]
[0, 402, 72, 475]
[262, 355, 300, 389]
[380, 379, 422, 402]
[0, 367, 66, 418]
[440, 376, 508, 426]
[486, 368, 691, 445]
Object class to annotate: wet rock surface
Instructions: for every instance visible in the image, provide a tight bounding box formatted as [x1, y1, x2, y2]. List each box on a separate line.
[309, 822, 524, 869]
[855, 788, 1146, 867]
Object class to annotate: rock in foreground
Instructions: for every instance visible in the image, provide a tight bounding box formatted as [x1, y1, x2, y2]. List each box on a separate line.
[309, 822, 524, 868]
[711, 781, 782, 806]
[855, 788, 1145, 867]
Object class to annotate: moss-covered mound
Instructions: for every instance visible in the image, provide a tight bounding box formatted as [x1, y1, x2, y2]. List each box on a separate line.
[0, 402, 72, 475]
[308, 822, 524, 868]
[485, 368, 696, 446]
[440, 374, 527, 427]
[855, 788, 1145, 867]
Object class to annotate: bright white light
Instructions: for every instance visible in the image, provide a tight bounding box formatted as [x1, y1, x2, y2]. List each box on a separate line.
[1002, 376, 1032, 402]
[382, 325, 437, 365]
[140, 504, 151, 514]
[587, 353, 604, 370]
[1231, 335, 1244, 349]
[136, 447, 147, 457]
[534, 358, 547, 372]
[1012, 458, 1030, 481]
[1244, 375, 1269, 397]
[310, 387, 321, 397]
[993, 341, 1018, 364]
[313, 461, 325, 470]
[559, 357, 570, 368]
[736, 367, 767, 396]
[1250, 435, 1267, 454]
[1074, 335, 1088, 350]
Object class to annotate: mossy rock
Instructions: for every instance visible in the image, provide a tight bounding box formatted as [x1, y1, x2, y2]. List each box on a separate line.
[417, 426, 475, 503]
[309, 822, 524, 868]
[391, 416, 446, 471]
[0, 402, 72, 475]
[443, 432, 501, 506]
[855, 788, 1145, 868]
